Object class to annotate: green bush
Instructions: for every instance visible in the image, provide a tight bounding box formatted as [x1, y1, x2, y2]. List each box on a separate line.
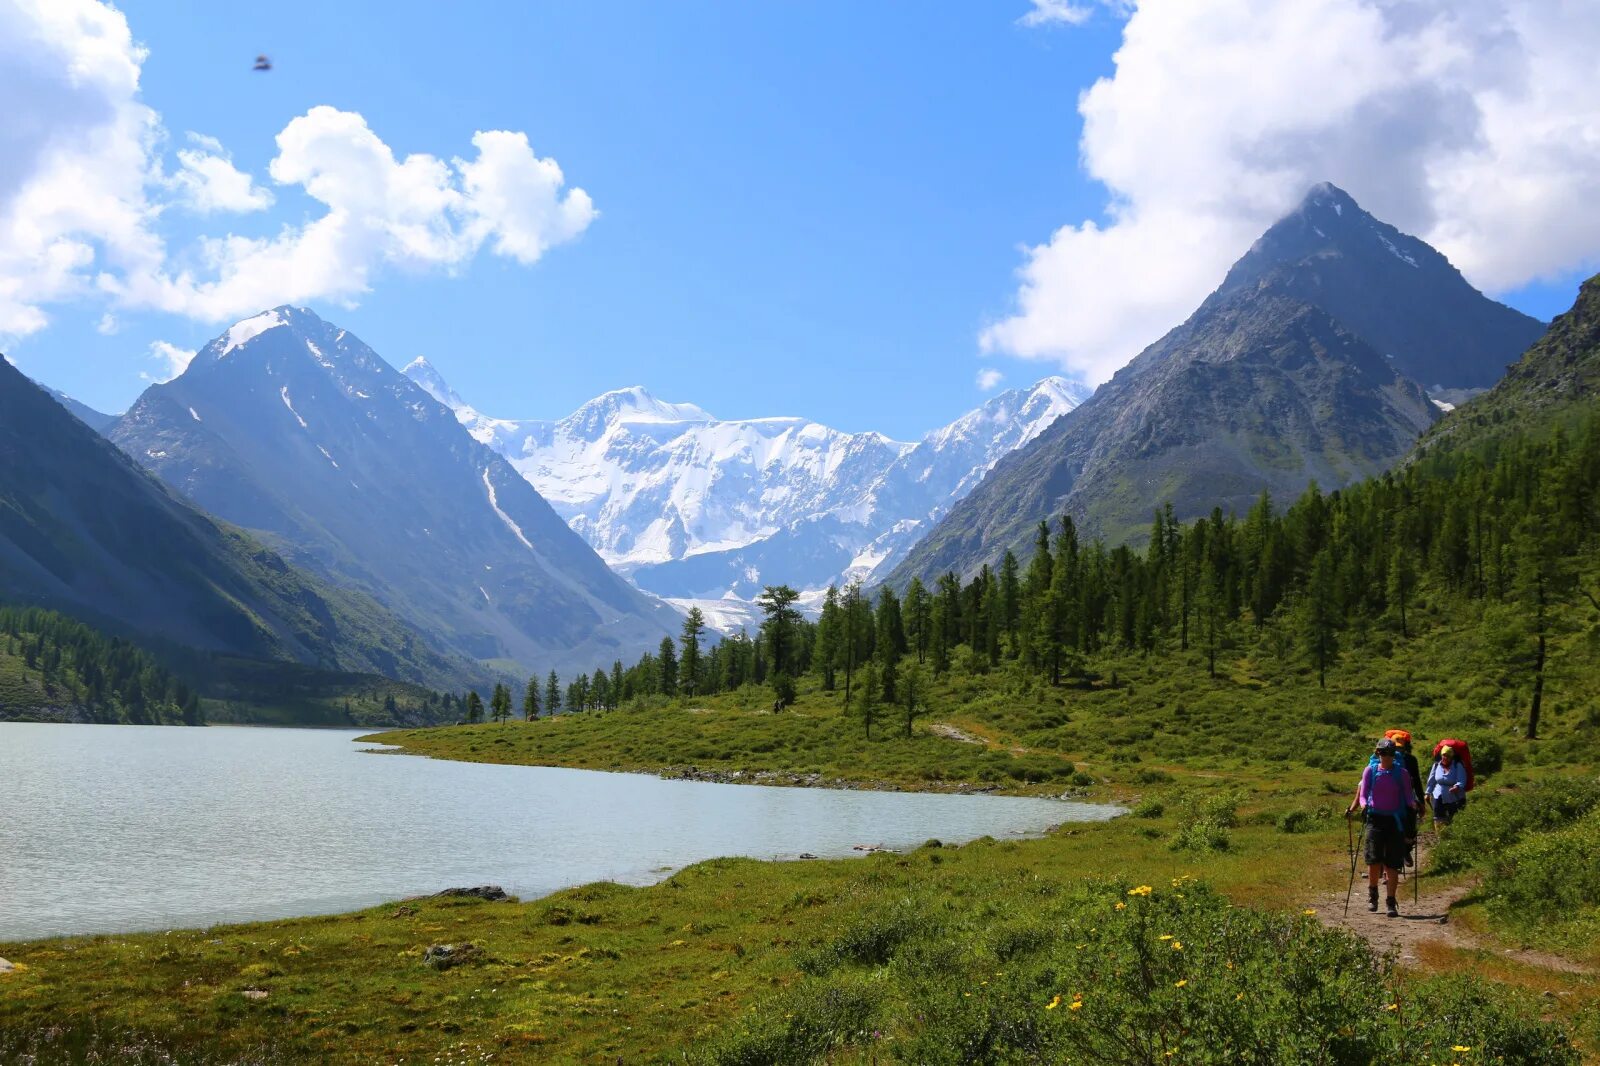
[1481, 807, 1600, 936]
[1168, 789, 1242, 853]
[699, 880, 1578, 1065]
[692, 980, 881, 1066]
[1431, 777, 1600, 875]
[1276, 809, 1313, 834]
[798, 898, 926, 975]
[1131, 796, 1165, 819]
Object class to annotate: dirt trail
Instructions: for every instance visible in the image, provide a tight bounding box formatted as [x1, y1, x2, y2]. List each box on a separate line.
[927, 722, 986, 745]
[1310, 835, 1591, 975]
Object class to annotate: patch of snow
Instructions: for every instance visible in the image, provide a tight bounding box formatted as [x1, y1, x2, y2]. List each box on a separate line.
[1377, 233, 1419, 268]
[1332, 202, 1342, 216]
[1431, 398, 1456, 412]
[279, 387, 308, 429]
[481, 468, 534, 551]
[304, 339, 332, 368]
[146, 449, 167, 459]
[317, 445, 339, 468]
[220, 310, 285, 355]
[478, 586, 491, 603]
[188, 407, 202, 422]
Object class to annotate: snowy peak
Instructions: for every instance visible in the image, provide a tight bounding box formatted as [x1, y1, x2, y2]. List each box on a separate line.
[429, 368, 1090, 608]
[403, 356, 467, 411]
[560, 386, 714, 440]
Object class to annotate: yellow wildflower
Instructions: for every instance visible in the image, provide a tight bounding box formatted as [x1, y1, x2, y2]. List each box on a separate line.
[1069, 1000, 1084, 1011]
[1452, 1047, 1472, 1053]
[1046, 995, 1062, 1010]
[1303, 909, 1317, 916]
[1128, 885, 1153, 896]
[1115, 902, 1127, 910]
[1174, 979, 1188, 988]
[1383, 1003, 1398, 1011]
[1171, 941, 1183, 951]
[1158, 934, 1174, 941]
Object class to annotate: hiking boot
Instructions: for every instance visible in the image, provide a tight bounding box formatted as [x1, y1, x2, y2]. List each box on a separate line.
[1386, 898, 1399, 918]
[1368, 886, 1379, 912]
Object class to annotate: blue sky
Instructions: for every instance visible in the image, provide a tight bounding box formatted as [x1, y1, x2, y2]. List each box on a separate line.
[5, 1, 1595, 438]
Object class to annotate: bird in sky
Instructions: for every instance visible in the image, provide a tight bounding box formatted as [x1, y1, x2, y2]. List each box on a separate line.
[253, 54, 271, 72]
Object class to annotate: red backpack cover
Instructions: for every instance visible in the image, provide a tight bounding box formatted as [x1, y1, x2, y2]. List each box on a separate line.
[1432, 738, 1474, 791]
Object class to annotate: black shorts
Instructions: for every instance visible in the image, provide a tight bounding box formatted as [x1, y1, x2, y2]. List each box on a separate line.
[1365, 816, 1408, 871]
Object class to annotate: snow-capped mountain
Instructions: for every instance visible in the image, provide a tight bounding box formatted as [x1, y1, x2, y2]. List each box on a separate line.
[406, 359, 1089, 608]
[110, 307, 678, 678]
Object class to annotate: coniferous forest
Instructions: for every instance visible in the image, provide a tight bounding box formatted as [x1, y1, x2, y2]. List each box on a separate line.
[510, 411, 1600, 758]
[0, 605, 202, 725]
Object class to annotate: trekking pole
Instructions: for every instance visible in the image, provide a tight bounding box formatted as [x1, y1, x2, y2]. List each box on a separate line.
[1343, 815, 1366, 917]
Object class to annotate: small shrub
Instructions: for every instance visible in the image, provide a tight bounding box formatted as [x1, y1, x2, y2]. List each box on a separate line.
[692, 980, 880, 1066]
[799, 899, 925, 975]
[1276, 809, 1313, 834]
[1130, 796, 1165, 819]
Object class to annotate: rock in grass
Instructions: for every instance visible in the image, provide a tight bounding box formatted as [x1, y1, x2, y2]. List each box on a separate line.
[0, 958, 14, 974]
[423, 943, 482, 970]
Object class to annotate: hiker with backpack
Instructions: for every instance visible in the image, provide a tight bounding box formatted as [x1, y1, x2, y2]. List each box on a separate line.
[1425, 744, 1469, 827]
[1346, 737, 1420, 917]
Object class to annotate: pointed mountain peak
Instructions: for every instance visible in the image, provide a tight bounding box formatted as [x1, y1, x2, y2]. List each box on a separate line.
[402, 356, 468, 411]
[182, 305, 386, 386]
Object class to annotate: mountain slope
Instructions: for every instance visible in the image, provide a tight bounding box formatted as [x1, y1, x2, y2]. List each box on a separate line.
[887, 185, 1520, 584]
[110, 308, 677, 676]
[1418, 271, 1600, 454]
[407, 363, 1088, 604]
[1216, 183, 1545, 391]
[0, 353, 460, 685]
[43, 386, 118, 432]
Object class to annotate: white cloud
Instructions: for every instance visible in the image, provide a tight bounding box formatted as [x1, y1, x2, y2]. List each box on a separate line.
[1018, 0, 1096, 27]
[0, 0, 157, 337]
[0, 1, 597, 340]
[169, 132, 273, 214]
[458, 130, 597, 264]
[988, 0, 1600, 385]
[143, 339, 194, 381]
[976, 367, 1005, 391]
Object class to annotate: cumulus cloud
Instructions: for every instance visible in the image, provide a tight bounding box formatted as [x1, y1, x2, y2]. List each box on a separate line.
[0, 1, 597, 339]
[976, 367, 1005, 391]
[143, 339, 194, 381]
[986, 0, 1600, 385]
[0, 0, 157, 337]
[168, 132, 273, 214]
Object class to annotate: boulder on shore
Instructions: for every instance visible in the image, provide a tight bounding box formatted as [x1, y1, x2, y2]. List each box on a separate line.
[426, 885, 510, 901]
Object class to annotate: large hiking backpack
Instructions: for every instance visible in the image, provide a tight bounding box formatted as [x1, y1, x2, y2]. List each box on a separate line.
[1431, 737, 1474, 791]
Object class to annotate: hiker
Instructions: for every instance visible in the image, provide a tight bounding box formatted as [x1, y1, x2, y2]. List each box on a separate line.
[1347, 737, 1419, 917]
[1425, 744, 1468, 827]
[1383, 729, 1424, 867]
[1384, 730, 1426, 812]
